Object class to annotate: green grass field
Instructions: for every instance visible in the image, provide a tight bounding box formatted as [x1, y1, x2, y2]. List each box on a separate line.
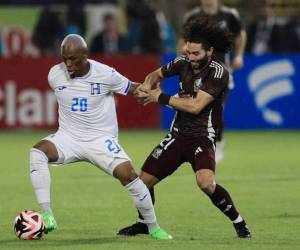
[0, 130, 299, 250]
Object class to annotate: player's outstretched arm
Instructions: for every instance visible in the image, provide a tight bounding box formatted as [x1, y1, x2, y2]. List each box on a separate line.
[143, 68, 164, 90]
[141, 88, 214, 115]
[127, 82, 141, 96]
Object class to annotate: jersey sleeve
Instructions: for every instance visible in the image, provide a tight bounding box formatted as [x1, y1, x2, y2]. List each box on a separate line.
[109, 68, 132, 95]
[202, 70, 229, 99]
[47, 66, 57, 90]
[161, 56, 188, 77]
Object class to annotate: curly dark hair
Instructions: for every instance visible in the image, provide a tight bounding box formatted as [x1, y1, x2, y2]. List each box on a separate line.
[183, 18, 234, 54]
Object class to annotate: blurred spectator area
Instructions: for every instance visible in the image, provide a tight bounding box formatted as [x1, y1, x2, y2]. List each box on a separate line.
[0, 0, 117, 4]
[0, 0, 300, 58]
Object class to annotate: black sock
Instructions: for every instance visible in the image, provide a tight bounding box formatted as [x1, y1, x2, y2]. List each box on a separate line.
[209, 184, 240, 222]
[138, 186, 155, 220]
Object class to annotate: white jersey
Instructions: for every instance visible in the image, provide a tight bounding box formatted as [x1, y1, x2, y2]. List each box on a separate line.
[48, 59, 131, 141]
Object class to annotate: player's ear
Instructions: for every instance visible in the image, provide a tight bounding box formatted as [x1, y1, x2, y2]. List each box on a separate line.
[207, 47, 214, 57]
[83, 52, 88, 60]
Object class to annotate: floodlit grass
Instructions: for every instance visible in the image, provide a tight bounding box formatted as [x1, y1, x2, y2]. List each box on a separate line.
[0, 130, 299, 250]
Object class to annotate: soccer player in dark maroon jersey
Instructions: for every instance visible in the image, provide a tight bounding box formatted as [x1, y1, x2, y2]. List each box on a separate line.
[118, 18, 251, 238]
[181, 0, 247, 162]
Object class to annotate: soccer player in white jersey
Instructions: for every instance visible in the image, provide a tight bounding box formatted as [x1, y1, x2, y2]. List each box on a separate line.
[29, 34, 172, 240]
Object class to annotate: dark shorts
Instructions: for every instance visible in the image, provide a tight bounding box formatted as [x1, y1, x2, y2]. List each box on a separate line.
[142, 133, 216, 180]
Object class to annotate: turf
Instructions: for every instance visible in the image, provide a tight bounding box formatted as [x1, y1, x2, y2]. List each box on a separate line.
[0, 130, 299, 250]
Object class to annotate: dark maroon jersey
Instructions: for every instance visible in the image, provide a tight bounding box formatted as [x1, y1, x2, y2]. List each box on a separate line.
[161, 55, 229, 139]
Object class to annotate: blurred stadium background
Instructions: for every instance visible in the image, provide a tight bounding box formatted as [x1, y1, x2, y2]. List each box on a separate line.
[0, 0, 299, 249]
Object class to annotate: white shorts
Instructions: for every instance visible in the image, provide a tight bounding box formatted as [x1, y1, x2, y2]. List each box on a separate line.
[43, 131, 131, 175]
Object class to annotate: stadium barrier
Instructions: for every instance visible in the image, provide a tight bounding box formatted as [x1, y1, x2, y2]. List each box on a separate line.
[162, 53, 300, 129]
[1, 54, 300, 130]
[0, 55, 160, 129]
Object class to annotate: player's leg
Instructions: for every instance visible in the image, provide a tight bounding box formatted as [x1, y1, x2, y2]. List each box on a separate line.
[191, 137, 251, 238]
[113, 161, 172, 239]
[117, 171, 159, 236]
[85, 136, 172, 239]
[117, 132, 184, 236]
[30, 132, 80, 233]
[196, 169, 251, 238]
[137, 171, 158, 221]
[30, 140, 59, 233]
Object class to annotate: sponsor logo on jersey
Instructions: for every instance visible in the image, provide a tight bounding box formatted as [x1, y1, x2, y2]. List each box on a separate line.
[139, 193, 148, 201]
[193, 78, 202, 92]
[152, 147, 163, 159]
[56, 86, 67, 91]
[195, 146, 203, 155]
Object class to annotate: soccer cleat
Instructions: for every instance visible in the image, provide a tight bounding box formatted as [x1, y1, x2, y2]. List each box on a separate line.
[117, 222, 149, 236]
[150, 227, 173, 240]
[233, 221, 252, 238]
[42, 211, 58, 234]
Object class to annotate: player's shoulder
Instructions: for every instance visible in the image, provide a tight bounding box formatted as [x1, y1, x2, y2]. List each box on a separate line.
[208, 58, 228, 79]
[220, 5, 240, 19]
[48, 62, 68, 87]
[174, 55, 189, 64]
[87, 59, 128, 85]
[88, 59, 113, 75]
[48, 63, 65, 78]
[183, 6, 201, 24]
[164, 55, 189, 72]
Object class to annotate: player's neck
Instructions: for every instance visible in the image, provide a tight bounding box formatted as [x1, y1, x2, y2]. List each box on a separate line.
[203, 6, 219, 16]
[78, 61, 90, 77]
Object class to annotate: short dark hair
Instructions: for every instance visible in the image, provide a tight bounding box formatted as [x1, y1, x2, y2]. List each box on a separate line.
[183, 18, 233, 54]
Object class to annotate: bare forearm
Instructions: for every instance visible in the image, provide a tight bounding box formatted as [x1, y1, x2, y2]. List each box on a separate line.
[143, 68, 163, 89]
[235, 30, 247, 57]
[127, 82, 141, 96]
[169, 96, 199, 114]
[168, 92, 213, 115]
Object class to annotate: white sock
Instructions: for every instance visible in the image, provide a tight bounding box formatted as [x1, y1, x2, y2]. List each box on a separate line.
[30, 148, 51, 211]
[126, 177, 159, 231]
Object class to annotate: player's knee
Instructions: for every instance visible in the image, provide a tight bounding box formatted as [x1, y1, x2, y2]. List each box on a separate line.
[121, 172, 139, 185]
[197, 177, 215, 195]
[139, 171, 158, 188]
[114, 162, 138, 185]
[32, 140, 58, 162]
[30, 148, 49, 172]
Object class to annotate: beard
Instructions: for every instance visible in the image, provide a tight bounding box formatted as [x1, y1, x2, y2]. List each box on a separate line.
[191, 55, 209, 70]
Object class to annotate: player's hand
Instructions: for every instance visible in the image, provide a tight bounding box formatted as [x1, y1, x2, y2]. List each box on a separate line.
[134, 85, 143, 97]
[231, 55, 244, 70]
[140, 87, 162, 105]
[134, 85, 149, 103]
